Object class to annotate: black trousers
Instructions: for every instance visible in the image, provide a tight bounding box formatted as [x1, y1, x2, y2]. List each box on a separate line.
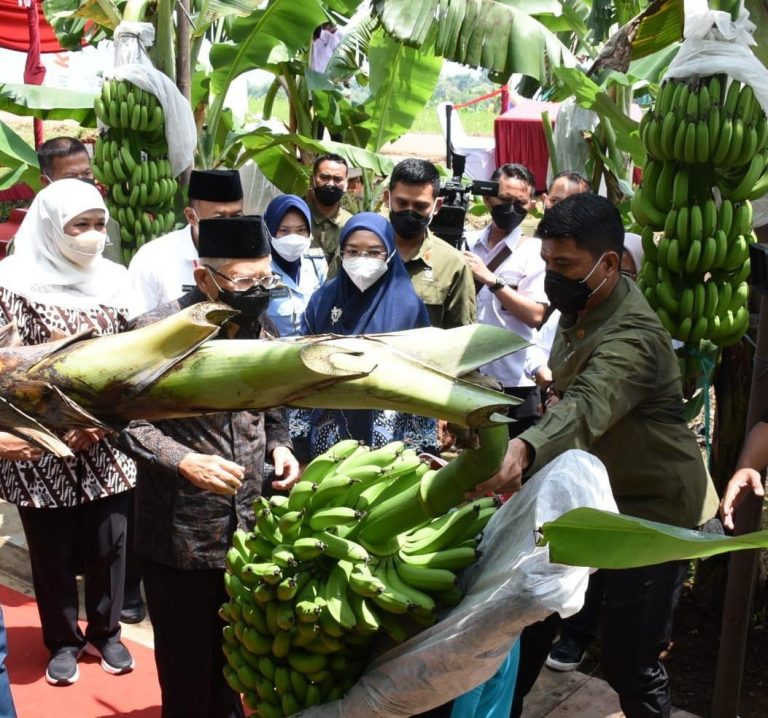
[142, 557, 245, 718]
[558, 570, 604, 648]
[18, 491, 129, 654]
[123, 489, 143, 605]
[511, 561, 687, 718]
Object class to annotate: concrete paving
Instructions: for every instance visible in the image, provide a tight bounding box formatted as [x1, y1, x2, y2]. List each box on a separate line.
[0, 499, 699, 717]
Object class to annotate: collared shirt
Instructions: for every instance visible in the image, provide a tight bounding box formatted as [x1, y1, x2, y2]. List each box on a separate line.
[128, 225, 198, 314]
[118, 289, 292, 570]
[267, 250, 328, 337]
[403, 231, 476, 329]
[520, 277, 719, 528]
[308, 197, 351, 264]
[466, 224, 547, 387]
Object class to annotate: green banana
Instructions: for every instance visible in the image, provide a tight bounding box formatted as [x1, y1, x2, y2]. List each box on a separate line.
[725, 155, 765, 202]
[383, 557, 435, 615]
[399, 545, 479, 570]
[308, 506, 365, 532]
[393, 559, 459, 592]
[313, 530, 369, 562]
[323, 560, 357, 629]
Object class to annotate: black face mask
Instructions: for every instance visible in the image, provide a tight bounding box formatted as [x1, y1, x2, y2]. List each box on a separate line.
[390, 208, 431, 240]
[314, 184, 345, 207]
[543, 253, 607, 314]
[217, 286, 271, 322]
[491, 201, 528, 233]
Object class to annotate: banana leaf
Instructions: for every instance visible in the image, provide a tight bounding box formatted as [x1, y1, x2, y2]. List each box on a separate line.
[42, 0, 113, 49]
[630, 0, 684, 61]
[238, 130, 394, 179]
[539, 507, 768, 569]
[0, 83, 96, 125]
[357, 29, 442, 152]
[208, 0, 327, 96]
[371, 0, 577, 82]
[0, 121, 41, 192]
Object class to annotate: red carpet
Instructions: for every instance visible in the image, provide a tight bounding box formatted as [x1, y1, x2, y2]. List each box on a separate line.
[1, 584, 162, 717]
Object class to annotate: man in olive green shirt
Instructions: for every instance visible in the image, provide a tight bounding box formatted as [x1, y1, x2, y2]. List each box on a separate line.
[470, 193, 718, 718]
[306, 153, 352, 263]
[384, 158, 476, 329]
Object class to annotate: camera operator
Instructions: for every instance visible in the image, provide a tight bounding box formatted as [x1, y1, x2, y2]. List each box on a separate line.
[463, 163, 548, 437]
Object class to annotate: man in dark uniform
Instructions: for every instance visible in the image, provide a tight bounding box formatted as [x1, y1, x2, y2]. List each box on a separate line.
[119, 216, 299, 718]
[468, 194, 719, 718]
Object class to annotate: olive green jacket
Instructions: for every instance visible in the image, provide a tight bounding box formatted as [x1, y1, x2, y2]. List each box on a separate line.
[404, 232, 476, 330]
[521, 276, 719, 528]
[308, 197, 351, 264]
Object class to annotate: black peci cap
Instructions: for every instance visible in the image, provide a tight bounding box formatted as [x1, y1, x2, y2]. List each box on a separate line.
[188, 169, 243, 203]
[198, 216, 271, 259]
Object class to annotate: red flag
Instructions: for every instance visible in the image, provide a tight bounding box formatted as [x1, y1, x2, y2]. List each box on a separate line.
[22, 0, 47, 147]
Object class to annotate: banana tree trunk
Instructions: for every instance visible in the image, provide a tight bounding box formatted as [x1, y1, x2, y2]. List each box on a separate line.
[0, 303, 523, 456]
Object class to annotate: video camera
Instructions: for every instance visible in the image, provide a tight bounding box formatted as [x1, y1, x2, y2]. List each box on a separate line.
[429, 154, 498, 249]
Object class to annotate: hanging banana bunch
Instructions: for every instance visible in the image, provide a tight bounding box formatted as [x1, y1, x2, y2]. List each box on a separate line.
[634, 75, 760, 350]
[93, 78, 178, 265]
[220, 429, 507, 716]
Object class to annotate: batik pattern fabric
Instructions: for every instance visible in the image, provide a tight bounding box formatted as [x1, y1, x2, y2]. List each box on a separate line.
[0, 287, 136, 508]
[291, 408, 438, 460]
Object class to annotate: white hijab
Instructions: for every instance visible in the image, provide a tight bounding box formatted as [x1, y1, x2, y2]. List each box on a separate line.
[0, 179, 133, 311]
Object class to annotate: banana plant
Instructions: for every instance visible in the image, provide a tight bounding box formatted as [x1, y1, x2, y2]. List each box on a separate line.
[0, 121, 42, 192]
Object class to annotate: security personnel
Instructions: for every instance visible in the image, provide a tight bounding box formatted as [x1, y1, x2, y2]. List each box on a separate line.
[307, 153, 352, 263]
[468, 193, 719, 718]
[385, 158, 476, 329]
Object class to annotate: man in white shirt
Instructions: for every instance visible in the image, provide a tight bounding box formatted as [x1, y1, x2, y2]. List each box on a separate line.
[128, 169, 244, 313]
[310, 22, 342, 74]
[463, 163, 548, 437]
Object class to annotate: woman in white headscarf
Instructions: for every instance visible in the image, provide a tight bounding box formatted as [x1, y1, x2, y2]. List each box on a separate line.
[0, 179, 137, 686]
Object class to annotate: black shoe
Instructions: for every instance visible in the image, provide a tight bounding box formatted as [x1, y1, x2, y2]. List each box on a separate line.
[85, 641, 135, 675]
[119, 600, 146, 624]
[45, 646, 83, 686]
[546, 636, 586, 672]
[120, 590, 147, 623]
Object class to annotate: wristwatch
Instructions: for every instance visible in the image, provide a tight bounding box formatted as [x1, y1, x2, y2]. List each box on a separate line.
[489, 276, 507, 293]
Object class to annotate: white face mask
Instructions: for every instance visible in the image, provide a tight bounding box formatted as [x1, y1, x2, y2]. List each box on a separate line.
[272, 233, 311, 263]
[58, 229, 106, 266]
[342, 256, 388, 292]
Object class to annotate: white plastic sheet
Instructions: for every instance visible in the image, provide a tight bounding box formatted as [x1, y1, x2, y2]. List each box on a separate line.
[547, 97, 598, 188]
[665, 0, 768, 119]
[102, 22, 196, 177]
[294, 449, 618, 718]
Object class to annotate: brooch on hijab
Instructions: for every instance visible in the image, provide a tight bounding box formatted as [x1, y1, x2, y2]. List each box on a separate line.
[330, 306, 342, 325]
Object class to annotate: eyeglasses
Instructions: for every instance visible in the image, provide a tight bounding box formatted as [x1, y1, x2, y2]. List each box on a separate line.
[205, 266, 281, 291]
[341, 249, 388, 260]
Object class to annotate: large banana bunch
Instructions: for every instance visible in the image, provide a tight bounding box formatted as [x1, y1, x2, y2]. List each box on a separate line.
[92, 78, 177, 265]
[221, 437, 502, 716]
[634, 75, 760, 349]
